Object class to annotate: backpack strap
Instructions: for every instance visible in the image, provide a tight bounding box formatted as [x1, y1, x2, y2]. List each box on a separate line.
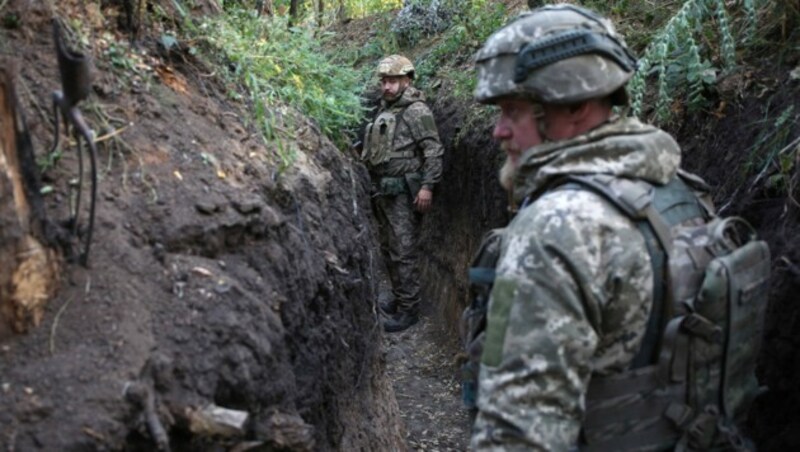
[389, 99, 425, 156]
[562, 174, 674, 367]
[559, 174, 709, 367]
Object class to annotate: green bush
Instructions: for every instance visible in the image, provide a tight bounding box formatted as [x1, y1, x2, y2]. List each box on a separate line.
[198, 9, 367, 149]
[414, 0, 506, 97]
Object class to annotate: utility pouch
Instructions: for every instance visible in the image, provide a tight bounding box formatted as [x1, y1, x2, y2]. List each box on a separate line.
[404, 172, 423, 197]
[379, 177, 408, 196]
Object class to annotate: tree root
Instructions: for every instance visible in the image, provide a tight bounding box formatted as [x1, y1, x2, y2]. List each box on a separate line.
[124, 382, 171, 451]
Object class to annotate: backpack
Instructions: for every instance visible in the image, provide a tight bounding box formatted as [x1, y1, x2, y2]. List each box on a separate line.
[460, 171, 770, 451]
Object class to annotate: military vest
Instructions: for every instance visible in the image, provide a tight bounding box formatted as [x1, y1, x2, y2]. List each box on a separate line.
[361, 101, 423, 167]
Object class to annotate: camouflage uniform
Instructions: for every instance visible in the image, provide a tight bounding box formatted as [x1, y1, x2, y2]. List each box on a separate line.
[471, 117, 681, 450]
[469, 4, 668, 450]
[363, 85, 443, 315]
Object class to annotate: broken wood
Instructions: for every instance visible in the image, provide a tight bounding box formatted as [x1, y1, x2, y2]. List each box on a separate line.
[0, 62, 62, 340]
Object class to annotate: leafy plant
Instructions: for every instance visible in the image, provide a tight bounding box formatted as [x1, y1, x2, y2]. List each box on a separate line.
[198, 8, 368, 155]
[746, 104, 796, 174]
[629, 0, 765, 123]
[36, 145, 63, 173]
[414, 0, 506, 97]
[344, 0, 402, 18]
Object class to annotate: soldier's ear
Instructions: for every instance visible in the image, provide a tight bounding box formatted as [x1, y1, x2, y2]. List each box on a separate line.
[567, 101, 593, 121]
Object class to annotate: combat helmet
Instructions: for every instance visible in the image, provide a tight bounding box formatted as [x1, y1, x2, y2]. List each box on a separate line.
[377, 54, 415, 79]
[474, 4, 637, 105]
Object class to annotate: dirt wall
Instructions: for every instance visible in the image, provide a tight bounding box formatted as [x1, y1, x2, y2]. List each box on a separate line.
[0, 2, 406, 450]
[418, 96, 510, 334]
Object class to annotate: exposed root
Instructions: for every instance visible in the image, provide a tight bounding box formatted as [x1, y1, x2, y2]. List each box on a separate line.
[124, 382, 171, 452]
[48, 295, 73, 354]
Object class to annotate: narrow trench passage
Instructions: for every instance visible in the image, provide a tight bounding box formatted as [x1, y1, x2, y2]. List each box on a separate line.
[384, 304, 472, 451]
[373, 99, 510, 451]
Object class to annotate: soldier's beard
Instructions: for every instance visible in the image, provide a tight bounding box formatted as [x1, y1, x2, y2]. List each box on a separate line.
[383, 84, 408, 102]
[499, 155, 517, 192]
[499, 142, 520, 192]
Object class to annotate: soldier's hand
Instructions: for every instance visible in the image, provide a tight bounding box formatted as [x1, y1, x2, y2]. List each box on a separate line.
[414, 188, 433, 213]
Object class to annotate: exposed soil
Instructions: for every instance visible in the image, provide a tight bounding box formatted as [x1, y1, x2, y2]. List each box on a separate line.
[384, 303, 471, 452]
[2, 1, 800, 451]
[1, 1, 408, 450]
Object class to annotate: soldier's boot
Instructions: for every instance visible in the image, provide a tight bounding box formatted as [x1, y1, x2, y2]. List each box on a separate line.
[383, 311, 418, 333]
[379, 298, 398, 315]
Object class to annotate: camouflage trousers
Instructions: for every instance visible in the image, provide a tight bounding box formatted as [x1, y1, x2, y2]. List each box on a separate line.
[373, 192, 421, 314]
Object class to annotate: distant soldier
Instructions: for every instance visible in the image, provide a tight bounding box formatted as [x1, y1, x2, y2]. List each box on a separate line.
[361, 55, 443, 333]
[469, 3, 766, 451]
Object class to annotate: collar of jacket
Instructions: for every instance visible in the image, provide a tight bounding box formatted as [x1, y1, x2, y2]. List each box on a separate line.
[382, 86, 426, 110]
[512, 116, 682, 206]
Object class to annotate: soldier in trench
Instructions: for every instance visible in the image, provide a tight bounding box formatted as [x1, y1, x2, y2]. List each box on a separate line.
[360, 55, 443, 333]
[467, 3, 765, 451]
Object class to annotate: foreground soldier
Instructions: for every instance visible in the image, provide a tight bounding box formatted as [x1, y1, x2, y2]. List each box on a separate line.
[361, 55, 443, 333]
[470, 4, 766, 450]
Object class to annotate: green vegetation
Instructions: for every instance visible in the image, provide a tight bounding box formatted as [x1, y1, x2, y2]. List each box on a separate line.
[198, 9, 368, 149]
[343, 0, 402, 18]
[72, 0, 795, 164]
[413, 0, 506, 98]
[627, 0, 762, 123]
[188, 0, 507, 158]
[221, 0, 402, 24]
[744, 103, 800, 194]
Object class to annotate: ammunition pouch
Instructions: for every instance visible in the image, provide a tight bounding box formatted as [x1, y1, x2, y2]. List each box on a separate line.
[376, 172, 424, 197]
[378, 177, 408, 196]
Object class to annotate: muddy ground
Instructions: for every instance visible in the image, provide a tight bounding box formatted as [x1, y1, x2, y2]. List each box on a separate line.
[2, 0, 800, 451]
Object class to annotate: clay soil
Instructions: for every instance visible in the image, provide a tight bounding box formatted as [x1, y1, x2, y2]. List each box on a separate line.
[2, 1, 800, 451]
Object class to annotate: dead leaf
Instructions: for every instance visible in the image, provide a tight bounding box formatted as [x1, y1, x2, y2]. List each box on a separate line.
[713, 100, 727, 119]
[155, 64, 189, 94]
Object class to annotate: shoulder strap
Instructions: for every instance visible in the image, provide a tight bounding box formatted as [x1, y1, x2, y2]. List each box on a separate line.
[390, 100, 426, 152]
[559, 174, 707, 367]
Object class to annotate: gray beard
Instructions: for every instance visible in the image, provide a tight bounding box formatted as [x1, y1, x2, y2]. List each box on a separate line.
[499, 156, 517, 192]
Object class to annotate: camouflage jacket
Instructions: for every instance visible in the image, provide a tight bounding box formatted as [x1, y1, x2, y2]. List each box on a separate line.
[363, 86, 444, 189]
[471, 117, 682, 451]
